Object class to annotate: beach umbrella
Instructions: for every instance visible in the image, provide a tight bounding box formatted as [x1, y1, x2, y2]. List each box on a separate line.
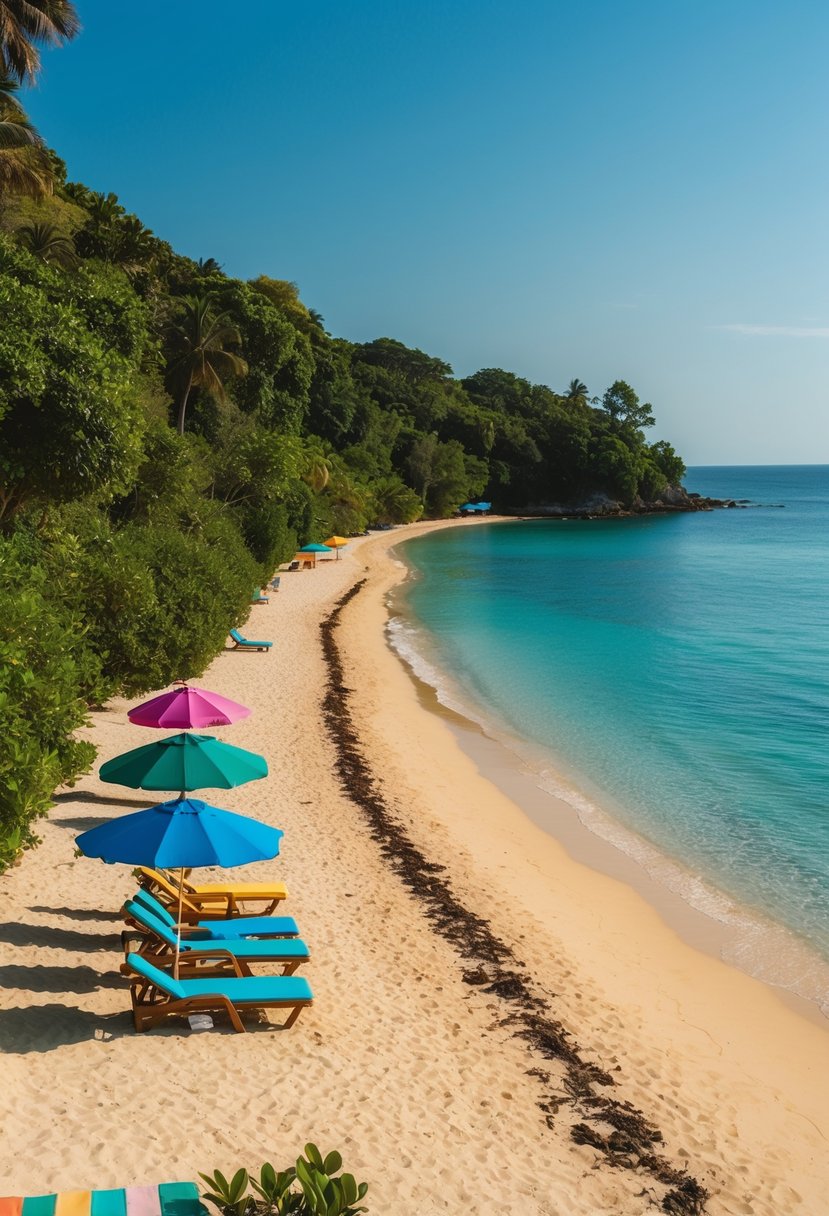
[76, 798, 282, 975]
[299, 543, 332, 553]
[99, 733, 267, 796]
[128, 684, 251, 730]
[323, 536, 348, 560]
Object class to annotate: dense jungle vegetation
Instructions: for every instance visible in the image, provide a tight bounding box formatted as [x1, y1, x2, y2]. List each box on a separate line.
[0, 1, 686, 868]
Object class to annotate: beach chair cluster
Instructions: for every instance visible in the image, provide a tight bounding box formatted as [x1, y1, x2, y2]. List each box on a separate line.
[119, 868, 312, 1033]
[0, 1184, 204, 1216]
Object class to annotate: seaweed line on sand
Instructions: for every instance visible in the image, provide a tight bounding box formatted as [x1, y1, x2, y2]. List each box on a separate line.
[320, 579, 710, 1216]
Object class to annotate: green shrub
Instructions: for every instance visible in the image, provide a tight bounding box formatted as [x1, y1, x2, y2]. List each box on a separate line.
[0, 561, 96, 871]
[99, 513, 261, 695]
[200, 1144, 368, 1216]
[241, 500, 297, 569]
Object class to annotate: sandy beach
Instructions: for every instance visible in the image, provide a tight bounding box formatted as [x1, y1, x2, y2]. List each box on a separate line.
[2, 519, 829, 1215]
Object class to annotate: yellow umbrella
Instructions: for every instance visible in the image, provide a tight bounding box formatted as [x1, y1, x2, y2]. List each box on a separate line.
[323, 536, 348, 560]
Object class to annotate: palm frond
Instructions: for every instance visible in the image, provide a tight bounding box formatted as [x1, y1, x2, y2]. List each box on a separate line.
[0, 0, 80, 84]
[0, 139, 52, 197]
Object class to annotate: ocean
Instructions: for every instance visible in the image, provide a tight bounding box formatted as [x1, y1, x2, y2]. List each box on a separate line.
[391, 466, 829, 1010]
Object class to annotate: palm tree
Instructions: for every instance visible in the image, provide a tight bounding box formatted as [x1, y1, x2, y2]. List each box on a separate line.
[564, 379, 589, 404]
[301, 442, 333, 492]
[0, 0, 80, 85]
[112, 214, 160, 274]
[371, 477, 422, 525]
[196, 257, 223, 276]
[167, 295, 248, 436]
[16, 219, 77, 266]
[0, 71, 51, 196]
[86, 190, 124, 224]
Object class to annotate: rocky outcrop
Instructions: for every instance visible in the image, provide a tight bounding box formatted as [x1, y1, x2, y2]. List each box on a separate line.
[510, 486, 739, 519]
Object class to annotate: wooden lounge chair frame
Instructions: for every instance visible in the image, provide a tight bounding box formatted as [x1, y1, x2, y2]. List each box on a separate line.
[124, 954, 312, 1033]
[125, 888, 300, 938]
[137, 867, 287, 917]
[126, 940, 304, 978]
[120, 901, 307, 976]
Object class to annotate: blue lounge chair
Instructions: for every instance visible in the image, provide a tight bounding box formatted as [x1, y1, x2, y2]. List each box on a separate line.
[124, 952, 313, 1032]
[270, 576, 281, 592]
[251, 588, 269, 604]
[121, 901, 309, 975]
[129, 889, 300, 938]
[229, 627, 272, 651]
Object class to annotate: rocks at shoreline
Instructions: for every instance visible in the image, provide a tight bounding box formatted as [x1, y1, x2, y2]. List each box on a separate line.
[509, 485, 740, 520]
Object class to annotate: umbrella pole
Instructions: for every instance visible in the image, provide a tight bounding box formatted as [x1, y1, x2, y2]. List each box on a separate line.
[174, 866, 185, 979]
[174, 788, 187, 978]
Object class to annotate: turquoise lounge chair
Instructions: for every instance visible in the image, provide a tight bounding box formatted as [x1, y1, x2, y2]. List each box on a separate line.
[122, 900, 309, 974]
[124, 952, 313, 1032]
[129, 889, 300, 938]
[251, 588, 269, 604]
[229, 628, 272, 651]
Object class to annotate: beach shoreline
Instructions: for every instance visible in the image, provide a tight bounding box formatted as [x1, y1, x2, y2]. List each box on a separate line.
[384, 529, 829, 1024]
[2, 516, 828, 1214]
[333, 521, 829, 1209]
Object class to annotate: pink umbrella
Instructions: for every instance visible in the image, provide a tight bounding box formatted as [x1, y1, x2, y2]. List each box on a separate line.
[128, 683, 251, 730]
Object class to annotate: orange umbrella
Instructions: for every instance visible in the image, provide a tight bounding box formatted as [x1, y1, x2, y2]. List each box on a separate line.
[323, 536, 348, 560]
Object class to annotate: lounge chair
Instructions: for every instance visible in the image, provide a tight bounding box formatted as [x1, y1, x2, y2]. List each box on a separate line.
[121, 900, 309, 975]
[0, 1182, 205, 1216]
[124, 951, 313, 1032]
[137, 867, 287, 916]
[130, 889, 300, 938]
[270, 576, 281, 592]
[229, 627, 271, 651]
[251, 587, 269, 604]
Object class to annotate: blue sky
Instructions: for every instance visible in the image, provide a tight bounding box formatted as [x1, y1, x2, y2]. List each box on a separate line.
[24, 0, 829, 463]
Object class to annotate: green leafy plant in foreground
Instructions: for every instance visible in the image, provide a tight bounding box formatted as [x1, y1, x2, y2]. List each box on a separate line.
[200, 1145, 368, 1216]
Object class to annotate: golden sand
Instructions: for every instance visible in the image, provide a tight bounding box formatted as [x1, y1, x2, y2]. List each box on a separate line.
[1, 520, 828, 1214]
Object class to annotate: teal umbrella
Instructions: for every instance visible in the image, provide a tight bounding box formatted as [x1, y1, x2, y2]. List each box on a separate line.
[99, 733, 268, 796]
[299, 543, 332, 553]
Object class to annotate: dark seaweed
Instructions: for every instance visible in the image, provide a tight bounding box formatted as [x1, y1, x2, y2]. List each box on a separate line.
[320, 579, 710, 1214]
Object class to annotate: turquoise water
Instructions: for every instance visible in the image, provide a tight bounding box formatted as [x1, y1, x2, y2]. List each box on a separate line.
[396, 467, 829, 989]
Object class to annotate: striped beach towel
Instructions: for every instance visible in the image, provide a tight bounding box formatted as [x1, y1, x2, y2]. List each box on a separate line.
[0, 1183, 205, 1216]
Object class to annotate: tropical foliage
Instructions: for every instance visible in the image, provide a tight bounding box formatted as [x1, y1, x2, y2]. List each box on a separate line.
[0, 0, 80, 85]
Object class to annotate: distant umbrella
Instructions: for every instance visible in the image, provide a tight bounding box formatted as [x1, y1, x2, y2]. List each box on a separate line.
[323, 536, 348, 560]
[99, 733, 267, 796]
[128, 684, 251, 730]
[299, 543, 332, 553]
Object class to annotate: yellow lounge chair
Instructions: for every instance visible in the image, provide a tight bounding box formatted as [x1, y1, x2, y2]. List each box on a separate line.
[137, 867, 287, 918]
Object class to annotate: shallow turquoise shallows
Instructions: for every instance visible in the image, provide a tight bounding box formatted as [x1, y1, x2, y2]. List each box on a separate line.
[397, 467, 829, 974]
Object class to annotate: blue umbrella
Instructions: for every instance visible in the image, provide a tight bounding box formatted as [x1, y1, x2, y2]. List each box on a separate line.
[299, 543, 332, 553]
[77, 797, 283, 974]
